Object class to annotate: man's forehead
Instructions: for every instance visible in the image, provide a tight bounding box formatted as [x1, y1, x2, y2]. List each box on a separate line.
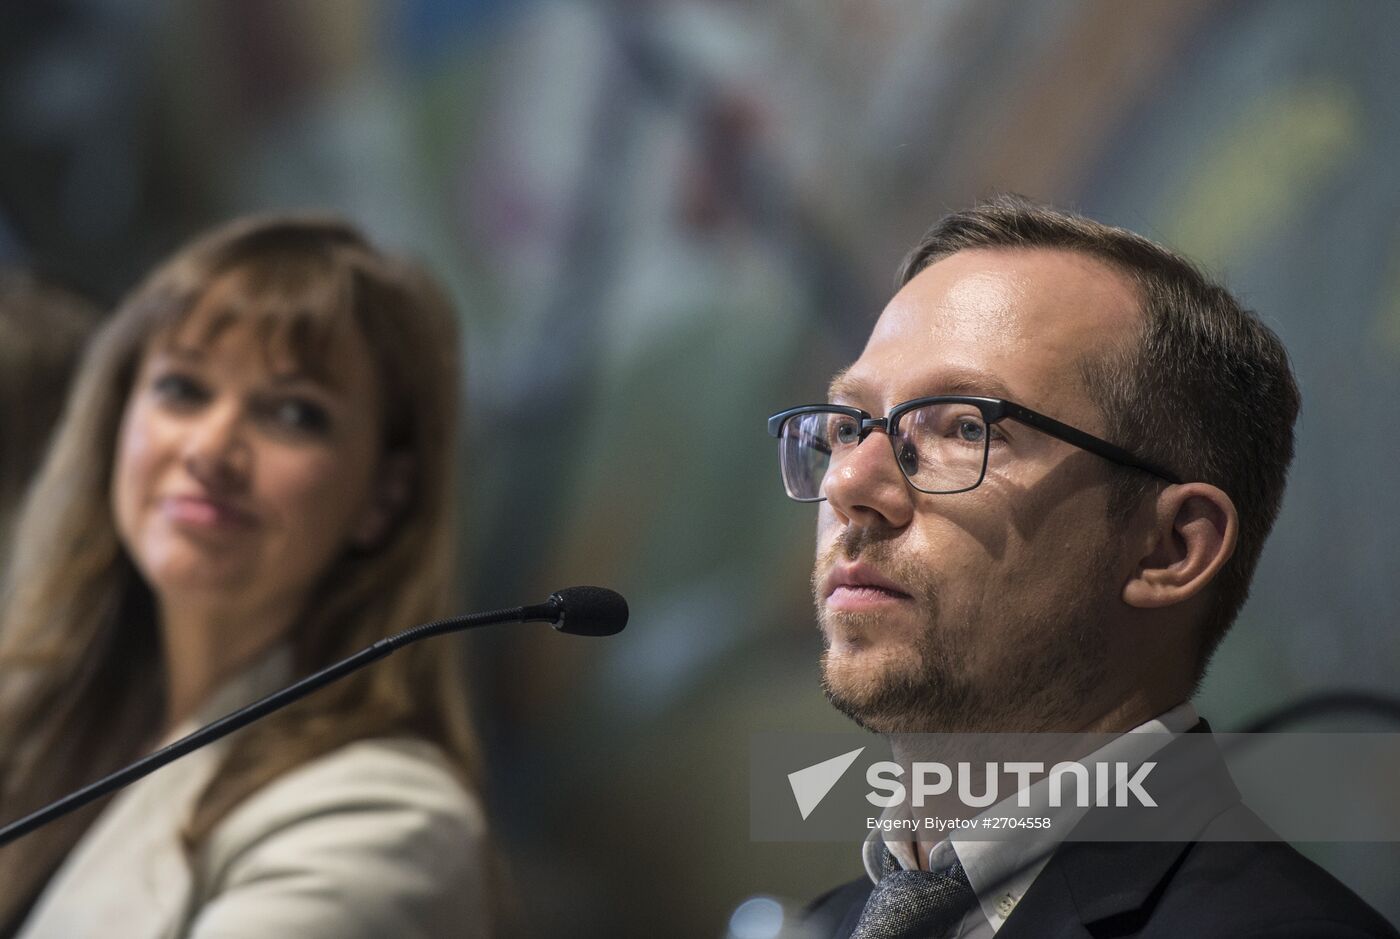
[834, 248, 1140, 415]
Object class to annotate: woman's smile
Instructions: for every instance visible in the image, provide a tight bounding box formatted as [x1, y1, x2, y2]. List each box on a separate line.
[111, 283, 386, 610]
[158, 493, 259, 532]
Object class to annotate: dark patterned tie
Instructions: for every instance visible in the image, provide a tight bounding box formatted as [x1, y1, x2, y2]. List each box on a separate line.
[849, 847, 977, 939]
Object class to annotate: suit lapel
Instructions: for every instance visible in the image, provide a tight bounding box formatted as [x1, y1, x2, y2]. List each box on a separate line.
[995, 858, 1097, 939]
[832, 887, 872, 939]
[815, 877, 874, 939]
[997, 721, 1240, 938]
[998, 838, 1192, 938]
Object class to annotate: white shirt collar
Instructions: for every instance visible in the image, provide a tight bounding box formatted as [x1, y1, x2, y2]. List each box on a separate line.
[860, 701, 1200, 934]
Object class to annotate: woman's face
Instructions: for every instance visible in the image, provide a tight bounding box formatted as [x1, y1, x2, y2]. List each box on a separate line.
[111, 291, 391, 622]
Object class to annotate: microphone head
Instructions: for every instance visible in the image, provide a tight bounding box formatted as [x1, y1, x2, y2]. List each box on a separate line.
[549, 586, 628, 637]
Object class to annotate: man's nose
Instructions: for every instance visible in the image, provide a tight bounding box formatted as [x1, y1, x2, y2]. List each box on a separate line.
[182, 401, 252, 487]
[822, 430, 914, 530]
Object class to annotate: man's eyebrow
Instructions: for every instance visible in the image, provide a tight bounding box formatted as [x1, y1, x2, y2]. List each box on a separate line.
[827, 366, 1017, 403]
[931, 369, 1016, 400]
[826, 368, 868, 403]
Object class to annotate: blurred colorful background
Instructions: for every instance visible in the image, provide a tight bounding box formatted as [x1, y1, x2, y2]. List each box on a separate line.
[3, 1, 1398, 935]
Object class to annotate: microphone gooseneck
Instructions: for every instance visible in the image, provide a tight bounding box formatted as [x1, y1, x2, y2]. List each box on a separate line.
[0, 587, 627, 848]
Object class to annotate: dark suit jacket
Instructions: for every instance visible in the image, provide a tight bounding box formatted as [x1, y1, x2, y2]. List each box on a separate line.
[806, 723, 1399, 938]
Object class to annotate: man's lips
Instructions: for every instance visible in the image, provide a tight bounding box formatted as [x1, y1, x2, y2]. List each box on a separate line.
[822, 561, 913, 611]
[160, 494, 258, 529]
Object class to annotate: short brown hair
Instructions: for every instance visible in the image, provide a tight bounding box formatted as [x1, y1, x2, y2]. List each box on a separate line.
[899, 194, 1300, 680]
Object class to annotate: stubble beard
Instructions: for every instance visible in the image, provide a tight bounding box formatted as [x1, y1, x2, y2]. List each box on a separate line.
[814, 531, 1113, 734]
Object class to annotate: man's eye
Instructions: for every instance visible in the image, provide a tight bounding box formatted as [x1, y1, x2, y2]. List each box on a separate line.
[151, 372, 207, 407]
[833, 419, 861, 445]
[955, 418, 986, 443]
[264, 398, 331, 435]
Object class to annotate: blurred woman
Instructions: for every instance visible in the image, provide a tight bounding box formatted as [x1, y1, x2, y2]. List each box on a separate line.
[0, 215, 491, 937]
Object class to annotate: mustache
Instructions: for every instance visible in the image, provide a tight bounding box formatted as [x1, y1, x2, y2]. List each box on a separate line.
[818, 525, 899, 569]
[811, 526, 935, 603]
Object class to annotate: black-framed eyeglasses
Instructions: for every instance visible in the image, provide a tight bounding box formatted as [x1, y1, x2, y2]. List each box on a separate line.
[766, 396, 1181, 502]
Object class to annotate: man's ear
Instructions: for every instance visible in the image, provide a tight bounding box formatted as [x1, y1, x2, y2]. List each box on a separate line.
[1122, 483, 1238, 609]
[352, 452, 414, 550]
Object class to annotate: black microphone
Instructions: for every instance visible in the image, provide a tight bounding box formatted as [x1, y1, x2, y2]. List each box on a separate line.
[0, 586, 627, 848]
[546, 585, 629, 636]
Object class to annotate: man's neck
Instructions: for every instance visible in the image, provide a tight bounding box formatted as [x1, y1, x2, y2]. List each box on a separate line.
[893, 696, 1194, 871]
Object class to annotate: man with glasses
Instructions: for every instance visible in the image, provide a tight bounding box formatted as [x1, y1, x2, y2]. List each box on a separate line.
[773, 196, 1396, 938]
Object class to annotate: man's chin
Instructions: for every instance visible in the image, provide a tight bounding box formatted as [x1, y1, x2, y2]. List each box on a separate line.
[818, 610, 924, 664]
[819, 647, 931, 734]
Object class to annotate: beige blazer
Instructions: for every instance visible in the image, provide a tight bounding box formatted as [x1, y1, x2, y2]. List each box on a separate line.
[16, 649, 490, 939]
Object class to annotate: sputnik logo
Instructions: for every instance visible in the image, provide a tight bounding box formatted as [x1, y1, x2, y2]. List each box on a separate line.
[787, 747, 865, 820]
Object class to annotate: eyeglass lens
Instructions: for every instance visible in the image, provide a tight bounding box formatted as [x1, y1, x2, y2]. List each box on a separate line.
[778, 403, 990, 499]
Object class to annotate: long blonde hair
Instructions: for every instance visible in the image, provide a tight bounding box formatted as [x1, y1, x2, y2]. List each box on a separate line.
[0, 215, 479, 926]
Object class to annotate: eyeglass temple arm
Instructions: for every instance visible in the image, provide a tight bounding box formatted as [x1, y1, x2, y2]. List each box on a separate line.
[1001, 403, 1182, 484]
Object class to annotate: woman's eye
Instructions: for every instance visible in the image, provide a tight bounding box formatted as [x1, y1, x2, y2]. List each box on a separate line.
[265, 397, 331, 435]
[151, 372, 208, 407]
[833, 419, 860, 445]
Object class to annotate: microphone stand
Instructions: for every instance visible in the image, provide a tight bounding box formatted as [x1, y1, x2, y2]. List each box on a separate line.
[0, 599, 562, 848]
